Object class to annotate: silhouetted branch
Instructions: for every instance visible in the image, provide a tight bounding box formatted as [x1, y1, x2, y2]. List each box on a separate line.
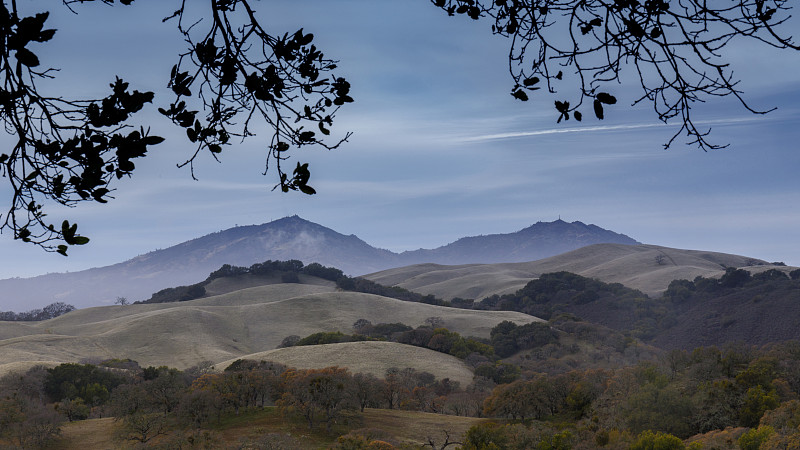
[431, 0, 797, 150]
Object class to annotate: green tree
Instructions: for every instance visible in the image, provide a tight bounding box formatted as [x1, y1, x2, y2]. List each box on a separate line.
[738, 425, 776, 450]
[630, 430, 685, 450]
[461, 422, 509, 450]
[740, 385, 780, 428]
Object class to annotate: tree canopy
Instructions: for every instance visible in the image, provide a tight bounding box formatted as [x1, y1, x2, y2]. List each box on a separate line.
[0, 0, 796, 253]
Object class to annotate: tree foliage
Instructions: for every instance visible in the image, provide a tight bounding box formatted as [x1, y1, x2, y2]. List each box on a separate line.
[1, 0, 352, 253]
[0, 301, 75, 321]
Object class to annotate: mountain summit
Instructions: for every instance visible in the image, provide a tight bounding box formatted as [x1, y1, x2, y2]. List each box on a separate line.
[0, 216, 638, 310]
[399, 219, 639, 265]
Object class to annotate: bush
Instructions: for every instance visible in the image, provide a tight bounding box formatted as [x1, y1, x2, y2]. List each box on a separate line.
[738, 425, 775, 450]
[630, 430, 685, 450]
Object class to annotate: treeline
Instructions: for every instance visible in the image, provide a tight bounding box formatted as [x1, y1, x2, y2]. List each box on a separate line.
[0, 301, 75, 322]
[141, 259, 447, 306]
[465, 268, 800, 347]
[0, 357, 480, 448]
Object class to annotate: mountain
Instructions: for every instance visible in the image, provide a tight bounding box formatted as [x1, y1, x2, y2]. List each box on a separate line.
[0, 216, 638, 310]
[397, 219, 640, 265]
[0, 216, 395, 311]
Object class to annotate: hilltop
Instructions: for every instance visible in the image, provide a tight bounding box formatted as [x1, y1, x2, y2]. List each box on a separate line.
[366, 243, 779, 299]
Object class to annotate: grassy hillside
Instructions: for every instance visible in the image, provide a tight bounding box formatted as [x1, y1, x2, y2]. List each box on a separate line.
[53, 408, 486, 449]
[366, 243, 785, 299]
[0, 284, 537, 376]
[216, 341, 476, 386]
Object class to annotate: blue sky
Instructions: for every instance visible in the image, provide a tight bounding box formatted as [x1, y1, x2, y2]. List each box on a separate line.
[1, 1, 799, 279]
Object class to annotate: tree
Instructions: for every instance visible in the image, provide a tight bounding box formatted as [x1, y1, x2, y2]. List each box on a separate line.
[0, 395, 63, 449]
[630, 430, 686, 450]
[278, 366, 357, 432]
[350, 372, 383, 412]
[460, 422, 510, 450]
[738, 425, 776, 450]
[1, 0, 352, 253]
[109, 383, 169, 444]
[114, 296, 129, 306]
[432, 0, 799, 151]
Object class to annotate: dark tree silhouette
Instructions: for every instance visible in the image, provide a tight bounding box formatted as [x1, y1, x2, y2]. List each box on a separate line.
[1, 0, 352, 254]
[431, 0, 798, 149]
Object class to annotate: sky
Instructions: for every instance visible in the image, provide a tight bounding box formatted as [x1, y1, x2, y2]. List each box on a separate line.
[1, 0, 799, 280]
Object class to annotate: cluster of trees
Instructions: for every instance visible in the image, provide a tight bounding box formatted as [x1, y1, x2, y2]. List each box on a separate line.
[465, 268, 800, 347]
[473, 272, 666, 338]
[141, 259, 341, 303]
[0, 356, 487, 447]
[457, 340, 800, 448]
[140, 259, 447, 305]
[0, 301, 75, 321]
[664, 267, 800, 301]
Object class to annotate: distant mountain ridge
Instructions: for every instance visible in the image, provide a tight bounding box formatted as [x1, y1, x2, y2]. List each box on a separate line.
[398, 219, 639, 265]
[0, 216, 639, 310]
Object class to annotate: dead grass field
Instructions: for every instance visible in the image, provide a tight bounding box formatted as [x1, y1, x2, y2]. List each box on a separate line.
[362, 408, 486, 447]
[366, 243, 786, 299]
[216, 341, 476, 386]
[49, 408, 485, 449]
[0, 284, 536, 376]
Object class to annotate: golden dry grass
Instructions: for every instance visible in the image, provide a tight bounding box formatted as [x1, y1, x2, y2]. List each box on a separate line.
[216, 341, 476, 386]
[48, 408, 485, 449]
[0, 284, 537, 376]
[362, 408, 486, 447]
[52, 418, 118, 450]
[366, 243, 787, 299]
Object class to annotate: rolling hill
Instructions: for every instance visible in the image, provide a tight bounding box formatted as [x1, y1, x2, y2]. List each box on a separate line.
[0, 216, 639, 310]
[216, 341, 476, 387]
[0, 282, 539, 377]
[365, 243, 780, 299]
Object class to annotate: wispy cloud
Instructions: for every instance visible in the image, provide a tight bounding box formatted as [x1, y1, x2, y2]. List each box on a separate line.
[458, 116, 765, 143]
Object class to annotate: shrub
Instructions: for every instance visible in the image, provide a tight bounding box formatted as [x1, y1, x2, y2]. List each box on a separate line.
[738, 425, 775, 450]
[630, 430, 685, 450]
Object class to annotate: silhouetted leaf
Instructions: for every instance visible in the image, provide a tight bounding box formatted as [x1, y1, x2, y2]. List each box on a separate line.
[512, 89, 529, 101]
[523, 77, 540, 87]
[15, 48, 39, 67]
[596, 92, 617, 104]
[299, 184, 316, 195]
[594, 99, 604, 119]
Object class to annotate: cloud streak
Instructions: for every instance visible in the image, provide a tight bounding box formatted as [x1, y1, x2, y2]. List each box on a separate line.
[458, 116, 766, 143]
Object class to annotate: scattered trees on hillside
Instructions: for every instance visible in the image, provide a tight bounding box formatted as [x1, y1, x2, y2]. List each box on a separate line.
[0, 301, 75, 321]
